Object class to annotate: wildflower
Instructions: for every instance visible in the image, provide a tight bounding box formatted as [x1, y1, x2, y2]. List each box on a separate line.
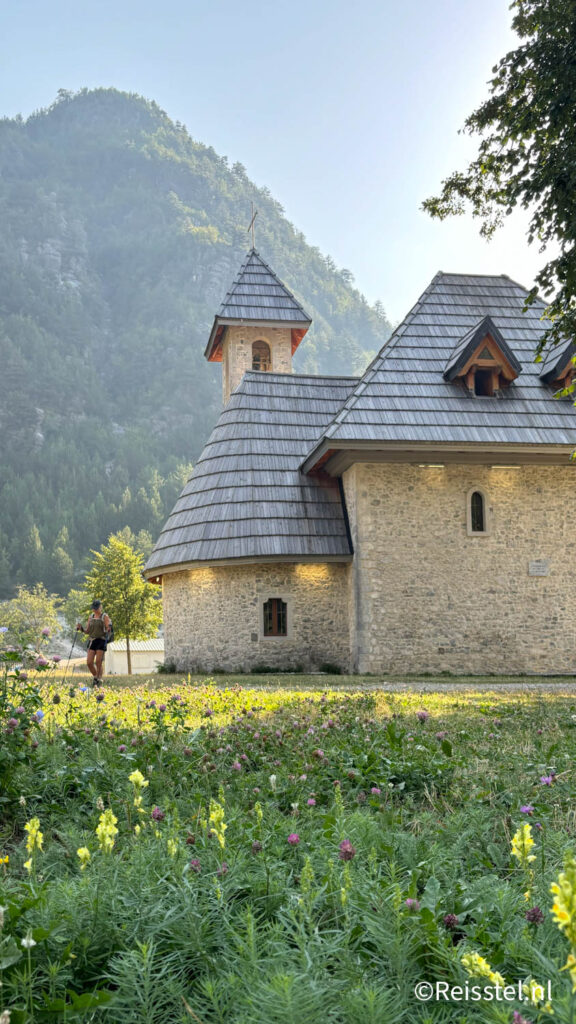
[339, 839, 356, 861]
[41, 627, 50, 637]
[0, 905, 5, 928]
[217, 862, 229, 877]
[0, 626, 7, 633]
[251, 840, 262, 854]
[189, 858, 201, 873]
[0, 856, 7, 866]
[511, 824, 536, 865]
[520, 804, 534, 815]
[313, 748, 324, 759]
[416, 710, 430, 723]
[370, 787, 381, 795]
[36, 657, 48, 667]
[96, 808, 118, 853]
[52, 654, 61, 663]
[435, 731, 447, 740]
[461, 951, 505, 987]
[525, 906, 544, 924]
[269, 774, 277, 791]
[134, 824, 141, 836]
[34, 709, 44, 721]
[209, 800, 227, 849]
[512, 1014, 531, 1024]
[551, 854, 576, 943]
[307, 798, 316, 806]
[21, 933, 37, 948]
[117, 744, 127, 753]
[24, 817, 43, 853]
[287, 833, 300, 847]
[23, 859, 32, 873]
[540, 774, 555, 785]
[167, 838, 177, 857]
[443, 914, 459, 930]
[404, 898, 420, 911]
[129, 769, 148, 810]
[232, 761, 242, 771]
[151, 806, 166, 821]
[76, 847, 91, 870]
[96, 796, 105, 811]
[0, 1010, 11, 1024]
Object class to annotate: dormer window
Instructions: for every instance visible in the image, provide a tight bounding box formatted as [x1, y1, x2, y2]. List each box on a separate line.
[539, 340, 576, 395]
[444, 315, 522, 396]
[252, 340, 271, 372]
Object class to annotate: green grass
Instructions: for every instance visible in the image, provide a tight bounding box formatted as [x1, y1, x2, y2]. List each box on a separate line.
[2, 672, 576, 1022]
[73, 669, 576, 690]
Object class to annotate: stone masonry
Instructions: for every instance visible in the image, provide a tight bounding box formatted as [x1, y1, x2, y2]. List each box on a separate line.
[342, 462, 576, 675]
[221, 325, 293, 404]
[162, 562, 350, 672]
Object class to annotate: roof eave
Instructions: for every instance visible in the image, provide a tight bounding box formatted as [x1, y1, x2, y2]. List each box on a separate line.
[143, 552, 353, 579]
[204, 316, 311, 362]
[303, 439, 576, 476]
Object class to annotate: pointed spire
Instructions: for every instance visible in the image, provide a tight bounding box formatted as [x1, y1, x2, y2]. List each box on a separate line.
[205, 250, 312, 362]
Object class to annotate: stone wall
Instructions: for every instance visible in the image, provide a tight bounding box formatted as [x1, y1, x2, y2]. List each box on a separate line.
[222, 326, 292, 403]
[162, 562, 350, 672]
[342, 462, 576, 675]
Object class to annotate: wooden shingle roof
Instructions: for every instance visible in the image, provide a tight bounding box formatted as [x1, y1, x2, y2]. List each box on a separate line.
[205, 250, 312, 361]
[303, 272, 576, 468]
[144, 372, 356, 574]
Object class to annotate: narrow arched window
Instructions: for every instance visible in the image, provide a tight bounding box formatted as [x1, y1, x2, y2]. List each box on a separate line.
[252, 340, 271, 372]
[263, 598, 287, 636]
[470, 491, 485, 533]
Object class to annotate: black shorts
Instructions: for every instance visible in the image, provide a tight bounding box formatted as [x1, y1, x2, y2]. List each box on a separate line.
[88, 638, 107, 652]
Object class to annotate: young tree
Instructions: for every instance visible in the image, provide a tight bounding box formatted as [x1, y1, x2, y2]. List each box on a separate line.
[423, 0, 576, 358]
[84, 534, 162, 674]
[0, 584, 61, 650]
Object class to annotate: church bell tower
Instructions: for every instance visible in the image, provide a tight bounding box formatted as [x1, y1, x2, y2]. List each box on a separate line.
[204, 249, 312, 404]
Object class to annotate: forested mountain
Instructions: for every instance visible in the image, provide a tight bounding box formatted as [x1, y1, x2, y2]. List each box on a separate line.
[0, 88, 392, 597]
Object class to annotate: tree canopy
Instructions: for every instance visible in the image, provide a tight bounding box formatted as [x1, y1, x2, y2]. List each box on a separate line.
[83, 534, 162, 674]
[423, 0, 576, 356]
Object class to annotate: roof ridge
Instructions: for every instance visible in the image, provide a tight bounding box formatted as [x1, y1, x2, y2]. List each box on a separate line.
[241, 370, 360, 383]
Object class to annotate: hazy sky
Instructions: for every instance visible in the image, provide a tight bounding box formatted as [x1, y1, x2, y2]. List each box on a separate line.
[1, 0, 547, 321]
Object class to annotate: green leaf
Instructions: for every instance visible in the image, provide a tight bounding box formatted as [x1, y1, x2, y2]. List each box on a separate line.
[441, 739, 453, 757]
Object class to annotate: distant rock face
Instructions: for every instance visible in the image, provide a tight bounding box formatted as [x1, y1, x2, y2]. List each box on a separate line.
[0, 86, 392, 596]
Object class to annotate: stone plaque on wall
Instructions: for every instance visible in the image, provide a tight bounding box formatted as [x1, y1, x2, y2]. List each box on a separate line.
[528, 559, 550, 577]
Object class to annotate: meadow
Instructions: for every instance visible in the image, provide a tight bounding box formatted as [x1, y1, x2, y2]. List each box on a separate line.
[2, 656, 576, 1022]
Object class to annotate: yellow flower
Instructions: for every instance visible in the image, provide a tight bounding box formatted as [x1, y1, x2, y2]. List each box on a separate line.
[0, 855, 8, 866]
[511, 824, 536, 866]
[134, 824, 141, 836]
[76, 847, 91, 870]
[95, 808, 118, 853]
[24, 817, 43, 854]
[128, 770, 148, 790]
[550, 854, 576, 947]
[209, 800, 227, 849]
[461, 951, 506, 987]
[23, 859, 32, 873]
[167, 838, 177, 858]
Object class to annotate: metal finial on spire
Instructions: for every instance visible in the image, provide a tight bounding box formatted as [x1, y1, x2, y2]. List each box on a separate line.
[247, 201, 258, 249]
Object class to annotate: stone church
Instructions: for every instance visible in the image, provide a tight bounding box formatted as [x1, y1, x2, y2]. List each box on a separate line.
[145, 249, 576, 675]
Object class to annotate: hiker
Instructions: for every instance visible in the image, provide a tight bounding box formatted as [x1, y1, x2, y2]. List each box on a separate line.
[76, 600, 111, 686]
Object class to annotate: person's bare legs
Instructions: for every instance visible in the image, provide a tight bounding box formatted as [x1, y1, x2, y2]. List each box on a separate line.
[86, 649, 98, 680]
[95, 649, 105, 683]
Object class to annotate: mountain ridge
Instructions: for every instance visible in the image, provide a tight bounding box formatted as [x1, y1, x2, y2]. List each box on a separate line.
[0, 87, 392, 597]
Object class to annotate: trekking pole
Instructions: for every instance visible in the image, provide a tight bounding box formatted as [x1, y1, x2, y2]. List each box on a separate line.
[61, 628, 80, 686]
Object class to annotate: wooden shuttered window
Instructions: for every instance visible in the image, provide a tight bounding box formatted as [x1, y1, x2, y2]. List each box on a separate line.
[263, 598, 287, 636]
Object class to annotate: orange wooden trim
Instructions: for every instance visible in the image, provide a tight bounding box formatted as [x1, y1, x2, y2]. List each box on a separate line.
[291, 327, 308, 354]
[459, 334, 518, 382]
